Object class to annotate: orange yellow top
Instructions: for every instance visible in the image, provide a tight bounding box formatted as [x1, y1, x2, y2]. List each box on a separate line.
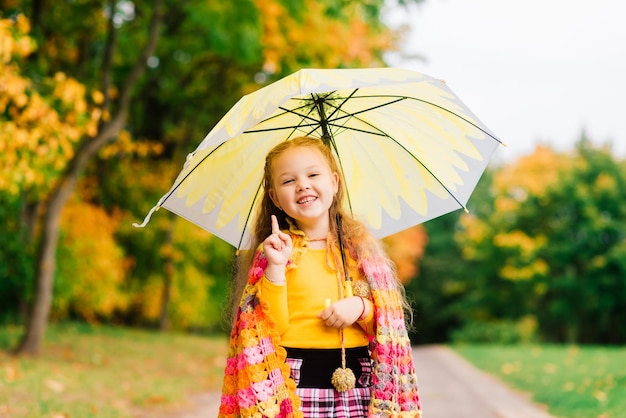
[260, 248, 374, 348]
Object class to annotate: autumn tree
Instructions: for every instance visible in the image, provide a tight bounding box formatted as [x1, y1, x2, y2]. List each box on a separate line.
[457, 139, 626, 344]
[106, 0, 422, 333]
[0, 15, 100, 326]
[2, 0, 422, 353]
[0, 0, 165, 355]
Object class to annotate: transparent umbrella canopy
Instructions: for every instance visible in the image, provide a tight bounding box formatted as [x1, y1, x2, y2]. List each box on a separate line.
[135, 67, 503, 249]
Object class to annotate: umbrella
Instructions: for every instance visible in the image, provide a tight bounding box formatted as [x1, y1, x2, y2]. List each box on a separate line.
[135, 67, 503, 248]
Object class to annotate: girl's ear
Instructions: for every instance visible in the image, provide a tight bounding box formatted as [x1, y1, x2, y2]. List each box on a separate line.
[332, 172, 339, 194]
[269, 189, 281, 209]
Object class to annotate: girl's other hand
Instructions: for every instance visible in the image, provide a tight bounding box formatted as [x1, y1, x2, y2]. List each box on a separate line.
[263, 215, 293, 283]
[318, 297, 363, 329]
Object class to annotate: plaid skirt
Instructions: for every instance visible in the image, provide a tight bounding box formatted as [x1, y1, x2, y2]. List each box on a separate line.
[285, 346, 372, 418]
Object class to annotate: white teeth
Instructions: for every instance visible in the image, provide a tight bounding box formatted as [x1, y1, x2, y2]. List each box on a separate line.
[298, 197, 316, 204]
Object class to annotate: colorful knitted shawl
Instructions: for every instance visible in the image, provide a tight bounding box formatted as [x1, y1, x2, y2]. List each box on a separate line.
[218, 232, 422, 417]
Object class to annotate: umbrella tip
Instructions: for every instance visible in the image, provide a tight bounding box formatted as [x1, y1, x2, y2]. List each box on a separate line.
[132, 205, 160, 228]
[463, 206, 469, 214]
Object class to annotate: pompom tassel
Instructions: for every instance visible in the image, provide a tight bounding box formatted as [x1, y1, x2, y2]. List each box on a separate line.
[331, 367, 356, 392]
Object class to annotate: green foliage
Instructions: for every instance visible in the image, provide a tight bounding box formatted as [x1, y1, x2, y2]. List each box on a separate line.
[535, 142, 626, 343]
[406, 212, 467, 343]
[456, 138, 626, 344]
[183, 0, 262, 62]
[412, 138, 626, 345]
[129, 0, 264, 150]
[455, 344, 626, 418]
[451, 317, 538, 344]
[407, 168, 504, 343]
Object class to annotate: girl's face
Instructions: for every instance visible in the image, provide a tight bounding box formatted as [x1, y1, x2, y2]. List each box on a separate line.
[269, 146, 339, 233]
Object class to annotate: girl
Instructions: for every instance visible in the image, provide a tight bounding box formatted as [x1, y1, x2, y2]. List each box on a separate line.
[219, 136, 422, 418]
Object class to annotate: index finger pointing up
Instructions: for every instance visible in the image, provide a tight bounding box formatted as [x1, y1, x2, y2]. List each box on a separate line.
[271, 215, 280, 234]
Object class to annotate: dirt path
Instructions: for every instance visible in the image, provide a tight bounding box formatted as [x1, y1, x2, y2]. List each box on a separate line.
[136, 345, 554, 417]
[413, 345, 553, 417]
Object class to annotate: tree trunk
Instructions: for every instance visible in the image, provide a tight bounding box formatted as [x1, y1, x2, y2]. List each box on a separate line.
[15, 0, 164, 356]
[16, 173, 82, 354]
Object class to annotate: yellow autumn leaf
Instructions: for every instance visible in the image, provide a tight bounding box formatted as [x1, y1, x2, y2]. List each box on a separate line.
[0, 15, 101, 197]
[91, 89, 105, 104]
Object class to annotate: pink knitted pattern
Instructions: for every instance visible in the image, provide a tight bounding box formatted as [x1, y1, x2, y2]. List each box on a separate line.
[219, 238, 422, 417]
[361, 258, 422, 417]
[219, 251, 302, 418]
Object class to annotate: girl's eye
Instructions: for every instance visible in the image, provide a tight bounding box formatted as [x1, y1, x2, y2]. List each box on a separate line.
[282, 179, 294, 185]
[309, 173, 319, 178]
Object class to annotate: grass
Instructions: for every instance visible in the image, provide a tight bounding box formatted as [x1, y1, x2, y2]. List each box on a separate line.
[454, 344, 626, 418]
[3, 325, 625, 418]
[0, 322, 228, 418]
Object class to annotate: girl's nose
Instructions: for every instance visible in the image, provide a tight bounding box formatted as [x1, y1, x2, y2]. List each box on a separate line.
[296, 179, 310, 191]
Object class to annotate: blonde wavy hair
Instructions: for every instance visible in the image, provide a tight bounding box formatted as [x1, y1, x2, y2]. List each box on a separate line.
[227, 136, 411, 325]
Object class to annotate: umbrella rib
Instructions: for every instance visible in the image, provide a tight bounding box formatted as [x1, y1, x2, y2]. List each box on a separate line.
[398, 140, 468, 211]
[244, 122, 388, 138]
[243, 92, 403, 139]
[243, 105, 321, 136]
[238, 181, 264, 250]
[404, 96, 503, 143]
[323, 95, 406, 124]
[244, 122, 320, 134]
[151, 143, 231, 212]
[245, 92, 503, 147]
[365, 125, 470, 211]
[327, 123, 386, 137]
[282, 103, 321, 139]
[324, 95, 499, 212]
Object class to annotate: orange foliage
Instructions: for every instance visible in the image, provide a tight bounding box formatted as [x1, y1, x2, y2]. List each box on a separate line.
[383, 225, 428, 284]
[99, 130, 164, 159]
[56, 199, 129, 321]
[254, 0, 393, 74]
[493, 145, 570, 213]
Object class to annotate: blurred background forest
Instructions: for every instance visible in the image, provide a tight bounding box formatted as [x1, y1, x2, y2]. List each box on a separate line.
[1, 0, 626, 358]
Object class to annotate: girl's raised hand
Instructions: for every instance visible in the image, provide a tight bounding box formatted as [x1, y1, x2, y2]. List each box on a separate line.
[262, 216, 293, 282]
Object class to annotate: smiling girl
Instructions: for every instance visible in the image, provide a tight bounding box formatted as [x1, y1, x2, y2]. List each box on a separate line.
[219, 136, 421, 418]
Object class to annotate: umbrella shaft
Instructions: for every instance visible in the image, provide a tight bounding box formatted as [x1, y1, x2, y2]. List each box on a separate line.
[315, 96, 331, 144]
